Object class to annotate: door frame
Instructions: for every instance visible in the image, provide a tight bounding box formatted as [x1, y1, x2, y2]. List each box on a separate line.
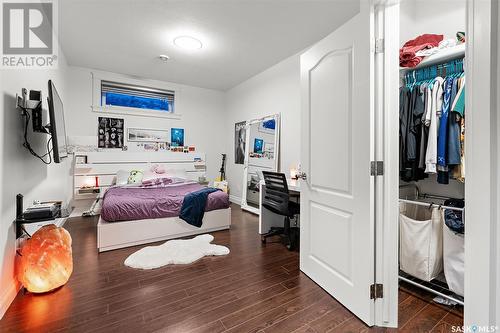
[377, 0, 499, 328]
[373, 0, 399, 328]
[463, 0, 498, 328]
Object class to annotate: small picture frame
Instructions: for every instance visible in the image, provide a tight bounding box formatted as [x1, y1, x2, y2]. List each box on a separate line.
[75, 155, 87, 164]
[127, 128, 169, 142]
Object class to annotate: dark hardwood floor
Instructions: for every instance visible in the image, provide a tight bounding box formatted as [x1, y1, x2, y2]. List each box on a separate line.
[0, 204, 463, 332]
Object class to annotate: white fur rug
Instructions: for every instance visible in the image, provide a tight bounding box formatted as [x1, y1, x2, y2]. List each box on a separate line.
[124, 234, 230, 269]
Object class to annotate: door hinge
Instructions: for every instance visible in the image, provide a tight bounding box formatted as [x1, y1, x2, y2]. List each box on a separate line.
[375, 38, 384, 54]
[370, 283, 383, 299]
[370, 161, 384, 176]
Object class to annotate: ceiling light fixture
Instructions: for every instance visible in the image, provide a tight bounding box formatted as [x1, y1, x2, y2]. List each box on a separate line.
[158, 54, 170, 62]
[173, 36, 203, 50]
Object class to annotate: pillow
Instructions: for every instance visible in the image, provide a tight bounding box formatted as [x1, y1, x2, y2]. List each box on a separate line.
[128, 170, 144, 184]
[150, 164, 166, 174]
[142, 176, 173, 187]
[116, 170, 130, 186]
[142, 170, 164, 183]
[166, 168, 188, 180]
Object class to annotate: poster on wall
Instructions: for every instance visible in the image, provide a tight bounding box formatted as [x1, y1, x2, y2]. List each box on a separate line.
[128, 128, 169, 142]
[234, 121, 246, 164]
[171, 128, 185, 147]
[258, 118, 276, 134]
[98, 117, 124, 148]
[253, 138, 264, 154]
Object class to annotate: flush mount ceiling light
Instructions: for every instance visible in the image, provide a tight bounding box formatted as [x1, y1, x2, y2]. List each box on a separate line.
[173, 36, 203, 50]
[158, 54, 170, 62]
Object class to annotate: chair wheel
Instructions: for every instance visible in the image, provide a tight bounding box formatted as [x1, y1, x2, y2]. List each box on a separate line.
[261, 236, 266, 244]
[286, 242, 293, 251]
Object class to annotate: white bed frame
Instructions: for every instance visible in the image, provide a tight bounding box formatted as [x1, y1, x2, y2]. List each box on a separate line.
[97, 208, 231, 252]
[72, 151, 231, 252]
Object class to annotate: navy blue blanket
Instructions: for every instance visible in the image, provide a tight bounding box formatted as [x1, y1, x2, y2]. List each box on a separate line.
[180, 187, 220, 227]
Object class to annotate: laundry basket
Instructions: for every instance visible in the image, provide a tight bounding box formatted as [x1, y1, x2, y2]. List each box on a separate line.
[399, 202, 443, 281]
[443, 215, 465, 296]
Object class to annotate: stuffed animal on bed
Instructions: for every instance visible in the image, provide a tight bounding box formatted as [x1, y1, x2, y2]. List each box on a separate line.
[128, 170, 144, 184]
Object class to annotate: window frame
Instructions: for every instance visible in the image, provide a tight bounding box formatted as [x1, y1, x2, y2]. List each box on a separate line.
[92, 73, 182, 119]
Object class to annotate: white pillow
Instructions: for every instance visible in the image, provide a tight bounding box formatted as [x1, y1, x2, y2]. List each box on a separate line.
[116, 170, 130, 186]
[166, 169, 188, 179]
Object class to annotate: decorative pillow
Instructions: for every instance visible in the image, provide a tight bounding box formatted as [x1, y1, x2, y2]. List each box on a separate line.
[150, 164, 166, 174]
[142, 176, 173, 187]
[143, 170, 164, 183]
[128, 170, 144, 184]
[116, 170, 130, 186]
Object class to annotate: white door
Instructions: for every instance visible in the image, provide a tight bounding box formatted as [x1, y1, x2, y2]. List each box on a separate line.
[300, 1, 376, 326]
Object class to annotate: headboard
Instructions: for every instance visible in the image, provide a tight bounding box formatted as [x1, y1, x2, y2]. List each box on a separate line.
[73, 151, 206, 200]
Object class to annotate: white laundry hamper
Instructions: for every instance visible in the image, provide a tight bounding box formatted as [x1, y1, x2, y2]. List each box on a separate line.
[442, 217, 465, 296]
[399, 202, 443, 281]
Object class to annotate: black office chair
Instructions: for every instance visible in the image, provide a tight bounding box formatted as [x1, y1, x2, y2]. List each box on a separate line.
[261, 171, 300, 250]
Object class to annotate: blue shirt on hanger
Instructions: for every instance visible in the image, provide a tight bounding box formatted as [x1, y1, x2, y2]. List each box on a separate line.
[437, 77, 453, 168]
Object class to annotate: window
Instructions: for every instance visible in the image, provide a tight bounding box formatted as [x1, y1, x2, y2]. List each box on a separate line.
[101, 80, 175, 113]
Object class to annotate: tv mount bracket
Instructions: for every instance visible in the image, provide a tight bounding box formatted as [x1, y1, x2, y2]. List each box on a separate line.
[16, 88, 50, 134]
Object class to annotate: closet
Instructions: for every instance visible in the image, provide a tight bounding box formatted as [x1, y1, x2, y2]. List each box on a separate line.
[398, 0, 466, 318]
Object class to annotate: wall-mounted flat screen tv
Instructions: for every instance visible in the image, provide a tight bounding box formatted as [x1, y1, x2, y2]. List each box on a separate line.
[47, 80, 68, 163]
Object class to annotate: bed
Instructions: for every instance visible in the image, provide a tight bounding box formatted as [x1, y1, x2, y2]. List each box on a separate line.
[98, 182, 231, 252]
[73, 151, 231, 252]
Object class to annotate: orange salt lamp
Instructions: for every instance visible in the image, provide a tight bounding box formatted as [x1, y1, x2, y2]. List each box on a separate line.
[17, 224, 73, 293]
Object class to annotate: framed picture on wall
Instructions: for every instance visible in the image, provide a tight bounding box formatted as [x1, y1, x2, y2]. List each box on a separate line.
[234, 121, 246, 164]
[264, 142, 274, 153]
[253, 138, 264, 154]
[98, 117, 124, 148]
[171, 128, 184, 147]
[127, 128, 169, 142]
[258, 118, 276, 134]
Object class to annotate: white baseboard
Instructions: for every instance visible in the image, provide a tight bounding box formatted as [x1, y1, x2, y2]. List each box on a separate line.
[0, 279, 20, 320]
[229, 195, 242, 205]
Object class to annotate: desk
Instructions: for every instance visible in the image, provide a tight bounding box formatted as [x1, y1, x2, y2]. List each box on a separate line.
[259, 179, 301, 234]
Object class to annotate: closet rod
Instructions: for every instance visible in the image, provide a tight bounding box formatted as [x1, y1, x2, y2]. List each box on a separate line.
[399, 275, 464, 306]
[399, 199, 464, 212]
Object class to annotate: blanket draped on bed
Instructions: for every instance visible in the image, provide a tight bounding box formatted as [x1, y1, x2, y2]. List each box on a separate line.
[180, 187, 221, 227]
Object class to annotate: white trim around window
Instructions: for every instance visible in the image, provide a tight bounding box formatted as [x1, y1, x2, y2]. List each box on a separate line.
[91, 72, 182, 119]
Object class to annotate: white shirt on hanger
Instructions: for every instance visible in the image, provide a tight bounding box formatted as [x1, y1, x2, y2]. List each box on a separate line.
[425, 76, 444, 174]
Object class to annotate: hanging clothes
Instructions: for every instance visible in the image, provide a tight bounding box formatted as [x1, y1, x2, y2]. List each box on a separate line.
[451, 80, 466, 182]
[448, 78, 463, 166]
[399, 57, 465, 184]
[400, 86, 427, 182]
[418, 82, 431, 169]
[425, 76, 444, 174]
[437, 77, 455, 184]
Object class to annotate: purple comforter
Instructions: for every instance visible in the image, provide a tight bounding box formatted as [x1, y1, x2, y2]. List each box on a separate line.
[100, 183, 230, 222]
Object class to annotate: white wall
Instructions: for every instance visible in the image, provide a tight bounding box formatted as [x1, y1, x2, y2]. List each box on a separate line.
[0, 53, 72, 318]
[65, 67, 226, 182]
[400, 0, 466, 45]
[224, 54, 301, 201]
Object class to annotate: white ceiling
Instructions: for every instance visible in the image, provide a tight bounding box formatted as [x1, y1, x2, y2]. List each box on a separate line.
[60, 1, 359, 91]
